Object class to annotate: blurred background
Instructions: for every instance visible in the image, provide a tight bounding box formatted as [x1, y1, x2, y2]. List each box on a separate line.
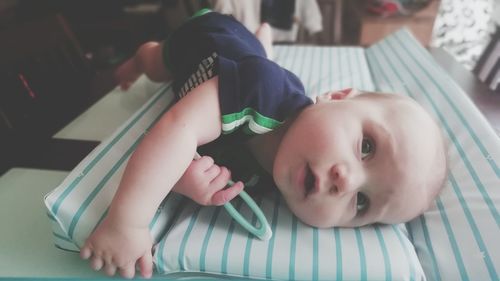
[1, 0, 499, 174]
[1, 0, 498, 70]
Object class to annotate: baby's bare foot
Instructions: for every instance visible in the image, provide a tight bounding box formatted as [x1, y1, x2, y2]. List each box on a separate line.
[115, 58, 141, 90]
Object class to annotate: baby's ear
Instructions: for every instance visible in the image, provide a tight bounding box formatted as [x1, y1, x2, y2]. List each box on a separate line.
[316, 88, 359, 103]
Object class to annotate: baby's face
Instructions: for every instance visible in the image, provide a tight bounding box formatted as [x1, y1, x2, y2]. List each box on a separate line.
[273, 90, 443, 227]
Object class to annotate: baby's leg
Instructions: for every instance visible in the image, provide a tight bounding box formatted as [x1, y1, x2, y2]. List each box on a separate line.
[255, 23, 274, 59]
[115, 42, 171, 90]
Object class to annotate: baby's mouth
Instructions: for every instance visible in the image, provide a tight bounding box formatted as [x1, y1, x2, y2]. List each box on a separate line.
[304, 165, 316, 198]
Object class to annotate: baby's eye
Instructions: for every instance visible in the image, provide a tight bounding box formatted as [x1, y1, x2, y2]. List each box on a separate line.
[356, 192, 369, 214]
[361, 137, 375, 160]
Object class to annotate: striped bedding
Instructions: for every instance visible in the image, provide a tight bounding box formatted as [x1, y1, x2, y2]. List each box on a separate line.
[44, 29, 499, 280]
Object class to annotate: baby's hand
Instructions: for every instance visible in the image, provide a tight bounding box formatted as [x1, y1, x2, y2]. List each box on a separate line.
[174, 156, 244, 206]
[80, 218, 153, 279]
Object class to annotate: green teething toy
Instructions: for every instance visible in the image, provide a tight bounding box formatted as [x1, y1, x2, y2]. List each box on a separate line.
[194, 153, 272, 241]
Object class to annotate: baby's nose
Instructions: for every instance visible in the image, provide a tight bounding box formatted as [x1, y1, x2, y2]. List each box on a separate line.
[329, 163, 353, 194]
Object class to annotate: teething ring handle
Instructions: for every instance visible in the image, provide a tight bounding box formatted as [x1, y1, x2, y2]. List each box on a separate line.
[223, 190, 273, 241]
[193, 152, 272, 240]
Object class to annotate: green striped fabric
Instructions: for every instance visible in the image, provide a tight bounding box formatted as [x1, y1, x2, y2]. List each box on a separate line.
[44, 29, 499, 280]
[156, 194, 421, 280]
[221, 107, 283, 135]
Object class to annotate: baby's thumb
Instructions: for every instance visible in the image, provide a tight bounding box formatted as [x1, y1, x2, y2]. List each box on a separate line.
[211, 181, 244, 206]
[138, 252, 153, 279]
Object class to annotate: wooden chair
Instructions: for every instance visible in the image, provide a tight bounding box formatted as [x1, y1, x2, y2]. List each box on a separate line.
[0, 14, 96, 174]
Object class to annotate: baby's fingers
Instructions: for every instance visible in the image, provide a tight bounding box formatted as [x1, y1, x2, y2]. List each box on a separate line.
[80, 246, 92, 260]
[104, 262, 117, 276]
[209, 166, 231, 187]
[211, 181, 244, 206]
[138, 253, 153, 278]
[194, 155, 214, 170]
[205, 164, 221, 180]
[119, 262, 136, 279]
[90, 256, 104, 271]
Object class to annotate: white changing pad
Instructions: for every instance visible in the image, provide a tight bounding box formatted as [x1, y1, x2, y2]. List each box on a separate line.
[44, 29, 500, 280]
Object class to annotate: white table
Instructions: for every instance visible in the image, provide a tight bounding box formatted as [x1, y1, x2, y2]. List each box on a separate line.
[54, 75, 163, 142]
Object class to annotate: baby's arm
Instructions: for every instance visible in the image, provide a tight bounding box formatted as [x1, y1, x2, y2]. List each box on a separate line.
[80, 77, 224, 278]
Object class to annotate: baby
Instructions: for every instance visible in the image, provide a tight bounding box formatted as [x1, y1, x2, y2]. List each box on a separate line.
[80, 10, 447, 279]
